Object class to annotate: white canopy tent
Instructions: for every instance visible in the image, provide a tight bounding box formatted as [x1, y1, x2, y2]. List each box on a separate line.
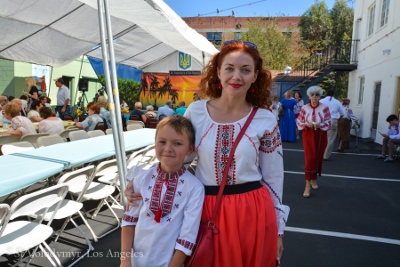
[1, 0, 219, 207]
[0, 0, 218, 71]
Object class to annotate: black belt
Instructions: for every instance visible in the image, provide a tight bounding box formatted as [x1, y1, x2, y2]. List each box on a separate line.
[204, 181, 262, 195]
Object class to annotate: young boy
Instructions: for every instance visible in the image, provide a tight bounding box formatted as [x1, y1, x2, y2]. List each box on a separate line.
[120, 115, 204, 267]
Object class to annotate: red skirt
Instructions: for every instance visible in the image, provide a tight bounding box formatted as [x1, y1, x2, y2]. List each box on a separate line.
[201, 186, 278, 267]
[302, 128, 327, 180]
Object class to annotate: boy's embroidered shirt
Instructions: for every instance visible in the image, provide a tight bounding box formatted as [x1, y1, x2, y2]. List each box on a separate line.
[122, 164, 204, 267]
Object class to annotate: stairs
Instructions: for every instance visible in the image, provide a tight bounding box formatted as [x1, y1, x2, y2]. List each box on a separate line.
[276, 40, 359, 97]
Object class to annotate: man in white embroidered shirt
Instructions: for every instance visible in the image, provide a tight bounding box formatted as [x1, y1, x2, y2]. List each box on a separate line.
[319, 89, 345, 160]
[376, 114, 400, 164]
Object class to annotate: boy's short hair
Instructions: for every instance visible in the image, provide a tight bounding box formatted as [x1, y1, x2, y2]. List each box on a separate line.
[386, 114, 398, 122]
[156, 115, 195, 145]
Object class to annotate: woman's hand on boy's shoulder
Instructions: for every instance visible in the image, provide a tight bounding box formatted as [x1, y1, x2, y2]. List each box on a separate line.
[124, 179, 143, 207]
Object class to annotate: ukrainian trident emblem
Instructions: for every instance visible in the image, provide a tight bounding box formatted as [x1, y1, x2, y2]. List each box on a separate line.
[179, 52, 191, 70]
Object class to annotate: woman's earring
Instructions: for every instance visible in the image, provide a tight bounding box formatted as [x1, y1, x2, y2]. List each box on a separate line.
[218, 84, 222, 90]
[251, 86, 255, 93]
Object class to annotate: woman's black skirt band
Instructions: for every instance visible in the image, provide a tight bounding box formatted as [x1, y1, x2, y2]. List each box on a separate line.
[204, 181, 262, 195]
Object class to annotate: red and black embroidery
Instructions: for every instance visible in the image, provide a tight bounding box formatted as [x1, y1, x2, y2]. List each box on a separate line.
[260, 124, 282, 153]
[177, 238, 195, 251]
[214, 125, 236, 185]
[149, 165, 186, 221]
[122, 214, 138, 223]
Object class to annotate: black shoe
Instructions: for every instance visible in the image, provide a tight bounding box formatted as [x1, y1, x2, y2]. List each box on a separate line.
[382, 158, 394, 164]
[376, 155, 386, 159]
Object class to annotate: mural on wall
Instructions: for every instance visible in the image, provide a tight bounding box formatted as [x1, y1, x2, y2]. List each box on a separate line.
[140, 72, 202, 109]
[32, 64, 50, 94]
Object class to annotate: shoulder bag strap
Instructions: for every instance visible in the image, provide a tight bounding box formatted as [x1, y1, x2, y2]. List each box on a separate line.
[209, 107, 258, 224]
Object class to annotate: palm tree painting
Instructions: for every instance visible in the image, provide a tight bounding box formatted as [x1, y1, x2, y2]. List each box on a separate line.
[140, 77, 148, 97]
[149, 74, 160, 107]
[193, 92, 201, 101]
[169, 89, 179, 104]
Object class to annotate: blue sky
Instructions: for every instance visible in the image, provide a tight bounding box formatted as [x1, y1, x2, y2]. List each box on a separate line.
[163, 0, 351, 17]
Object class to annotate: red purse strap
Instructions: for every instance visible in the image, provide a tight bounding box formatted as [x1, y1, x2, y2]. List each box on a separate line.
[209, 107, 258, 225]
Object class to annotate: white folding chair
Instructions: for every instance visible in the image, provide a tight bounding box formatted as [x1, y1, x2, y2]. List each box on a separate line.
[1, 141, 35, 155]
[29, 187, 95, 265]
[127, 144, 157, 170]
[69, 130, 89, 141]
[105, 128, 113, 135]
[87, 130, 105, 138]
[20, 133, 49, 148]
[95, 159, 122, 206]
[0, 184, 69, 267]
[127, 120, 145, 128]
[0, 134, 21, 146]
[37, 134, 65, 147]
[127, 123, 144, 131]
[59, 128, 79, 141]
[58, 165, 121, 242]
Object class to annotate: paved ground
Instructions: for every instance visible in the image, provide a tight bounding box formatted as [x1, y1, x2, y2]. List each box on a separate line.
[1, 135, 399, 266]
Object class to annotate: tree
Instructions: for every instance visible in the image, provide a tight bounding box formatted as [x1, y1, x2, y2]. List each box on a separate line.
[298, 0, 354, 100]
[330, 0, 354, 46]
[242, 18, 297, 70]
[98, 75, 140, 106]
[299, 1, 332, 53]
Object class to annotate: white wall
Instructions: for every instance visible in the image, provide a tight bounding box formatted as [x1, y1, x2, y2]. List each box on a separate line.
[348, 0, 400, 144]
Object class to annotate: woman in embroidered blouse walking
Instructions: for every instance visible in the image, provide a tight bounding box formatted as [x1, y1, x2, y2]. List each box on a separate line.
[120, 116, 204, 267]
[126, 41, 289, 267]
[296, 86, 331, 197]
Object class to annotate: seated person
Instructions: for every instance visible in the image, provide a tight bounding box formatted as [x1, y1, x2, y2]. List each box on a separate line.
[175, 101, 187, 115]
[0, 95, 7, 111]
[377, 114, 400, 163]
[2, 102, 36, 136]
[145, 105, 157, 119]
[98, 96, 112, 128]
[39, 95, 52, 109]
[12, 98, 27, 117]
[74, 102, 103, 132]
[130, 102, 147, 123]
[27, 100, 43, 122]
[157, 100, 175, 120]
[38, 106, 64, 135]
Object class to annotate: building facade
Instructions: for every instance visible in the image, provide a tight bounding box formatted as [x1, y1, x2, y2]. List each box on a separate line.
[182, 16, 300, 46]
[347, 0, 399, 144]
[0, 58, 101, 109]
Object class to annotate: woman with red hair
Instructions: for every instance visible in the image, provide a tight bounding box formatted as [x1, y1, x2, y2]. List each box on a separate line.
[125, 40, 289, 267]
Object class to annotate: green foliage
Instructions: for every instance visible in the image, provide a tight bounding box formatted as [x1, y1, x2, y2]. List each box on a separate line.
[298, 0, 354, 98]
[320, 72, 349, 100]
[299, 1, 332, 52]
[242, 18, 296, 70]
[330, 0, 354, 45]
[98, 75, 141, 107]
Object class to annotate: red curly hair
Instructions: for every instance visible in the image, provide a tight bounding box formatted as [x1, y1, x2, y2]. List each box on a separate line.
[198, 41, 272, 108]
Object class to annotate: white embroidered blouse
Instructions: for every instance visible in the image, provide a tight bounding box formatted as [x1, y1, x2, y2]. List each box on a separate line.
[184, 100, 289, 234]
[122, 164, 204, 267]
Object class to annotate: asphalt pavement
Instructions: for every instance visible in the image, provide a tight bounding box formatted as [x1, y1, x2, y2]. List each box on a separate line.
[1, 135, 399, 266]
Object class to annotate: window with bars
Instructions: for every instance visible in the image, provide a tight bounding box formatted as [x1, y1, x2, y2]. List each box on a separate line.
[380, 0, 390, 27]
[367, 4, 376, 37]
[206, 32, 222, 45]
[358, 77, 365, 105]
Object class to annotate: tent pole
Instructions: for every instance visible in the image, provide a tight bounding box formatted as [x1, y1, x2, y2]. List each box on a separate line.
[73, 56, 85, 110]
[97, 0, 128, 208]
